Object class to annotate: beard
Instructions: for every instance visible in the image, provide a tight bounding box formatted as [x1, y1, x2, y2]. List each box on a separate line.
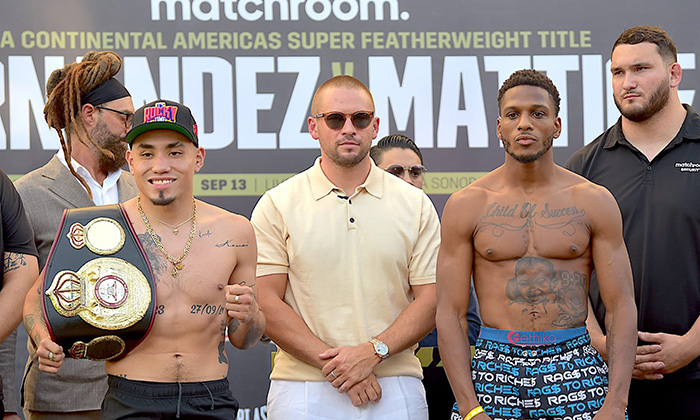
[322, 135, 371, 168]
[502, 134, 554, 164]
[614, 78, 670, 123]
[90, 119, 128, 174]
[150, 192, 176, 206]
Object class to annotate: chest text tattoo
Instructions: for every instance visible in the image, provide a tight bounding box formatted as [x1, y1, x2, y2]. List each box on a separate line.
[481, 201, 585, 237]
[190, 303, 225, 316]
[216, 239, 249, 248]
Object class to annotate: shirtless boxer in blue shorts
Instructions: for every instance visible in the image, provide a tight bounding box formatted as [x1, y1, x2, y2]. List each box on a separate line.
[436, 69, 636, 420]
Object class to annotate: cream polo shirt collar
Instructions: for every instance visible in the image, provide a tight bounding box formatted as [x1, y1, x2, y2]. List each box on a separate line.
[307, 156, 385, 201]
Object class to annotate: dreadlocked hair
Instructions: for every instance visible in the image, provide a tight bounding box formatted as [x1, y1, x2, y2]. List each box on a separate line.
[43, 51, 124, 199]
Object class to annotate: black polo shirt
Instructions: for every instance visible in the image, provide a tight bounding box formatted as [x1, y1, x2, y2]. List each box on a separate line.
[566, 104, 700, 382]
[0, 168, 37, 407]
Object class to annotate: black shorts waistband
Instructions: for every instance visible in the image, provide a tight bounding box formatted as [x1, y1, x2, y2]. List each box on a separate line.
[107, 375, 230, 398]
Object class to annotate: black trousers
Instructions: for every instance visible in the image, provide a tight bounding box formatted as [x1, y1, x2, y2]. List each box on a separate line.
[0, 373, 4, 417]
[628, 378, 700, 420]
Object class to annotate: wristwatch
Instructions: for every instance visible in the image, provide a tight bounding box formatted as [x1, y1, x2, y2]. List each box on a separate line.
[370, 338, 389, 360]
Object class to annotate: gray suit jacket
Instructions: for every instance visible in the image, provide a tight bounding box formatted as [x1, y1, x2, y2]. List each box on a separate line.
[11, 155, 138, 412]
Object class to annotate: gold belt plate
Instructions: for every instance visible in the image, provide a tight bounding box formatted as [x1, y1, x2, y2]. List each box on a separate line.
[46, 257, 152, 330]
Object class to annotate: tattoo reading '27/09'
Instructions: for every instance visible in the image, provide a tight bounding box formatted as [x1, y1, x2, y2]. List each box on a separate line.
[190, 304, 225, 315]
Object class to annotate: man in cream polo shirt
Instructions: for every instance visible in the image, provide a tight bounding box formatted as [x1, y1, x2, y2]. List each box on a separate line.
[252, 75, 440, 419]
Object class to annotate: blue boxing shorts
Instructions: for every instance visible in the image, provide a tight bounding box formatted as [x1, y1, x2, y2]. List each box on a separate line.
[451, 327, 626, 420]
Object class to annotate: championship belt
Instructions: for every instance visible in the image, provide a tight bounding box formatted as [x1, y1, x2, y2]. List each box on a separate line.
[42, 204, 156, 361]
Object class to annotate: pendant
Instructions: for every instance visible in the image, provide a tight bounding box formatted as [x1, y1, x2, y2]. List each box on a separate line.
[171, 262, 184, 277]
[173, 228, 179, 235]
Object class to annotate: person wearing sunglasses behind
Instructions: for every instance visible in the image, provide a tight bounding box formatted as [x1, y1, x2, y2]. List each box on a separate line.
[369, 135, 427, 188]
[253, 76, 440, 419]
[371, 134, 482, 420]
[5, 51, 138, 420]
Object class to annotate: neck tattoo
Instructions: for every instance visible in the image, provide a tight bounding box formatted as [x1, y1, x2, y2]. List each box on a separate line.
[137, 195, 197, 277]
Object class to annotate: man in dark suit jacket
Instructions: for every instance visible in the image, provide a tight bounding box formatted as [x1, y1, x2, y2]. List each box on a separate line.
[0, 50, 138, 420]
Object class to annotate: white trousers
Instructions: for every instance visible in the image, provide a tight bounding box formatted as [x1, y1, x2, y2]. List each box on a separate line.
[267, 376, 428, 420]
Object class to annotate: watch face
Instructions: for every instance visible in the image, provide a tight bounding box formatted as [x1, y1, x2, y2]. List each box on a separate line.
[376, 342, 389, 356]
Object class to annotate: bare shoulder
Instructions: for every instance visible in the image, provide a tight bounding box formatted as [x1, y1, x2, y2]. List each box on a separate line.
[442, 171, 499, 236]
[446, 168, 502, 212]
[561, 169, 621, 228]
[194, 200, 255, 249]
[563, 170, 617, 209]
[196, 200, 253, 232]
[447, 183, 487, 210]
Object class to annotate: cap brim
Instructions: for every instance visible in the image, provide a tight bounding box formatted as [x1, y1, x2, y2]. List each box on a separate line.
[127, 122, 196, 146]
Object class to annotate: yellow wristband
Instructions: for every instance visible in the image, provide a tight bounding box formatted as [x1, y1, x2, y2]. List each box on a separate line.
[465, 405, 484, 420]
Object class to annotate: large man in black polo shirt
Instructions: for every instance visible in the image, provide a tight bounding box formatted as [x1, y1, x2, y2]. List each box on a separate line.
[567, 25, 700, 417]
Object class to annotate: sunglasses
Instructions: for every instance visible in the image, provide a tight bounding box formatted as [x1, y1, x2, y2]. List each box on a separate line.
[312, 111, 374, 130]
[96, 105, 134, 128]
[385, 164, 427, 180]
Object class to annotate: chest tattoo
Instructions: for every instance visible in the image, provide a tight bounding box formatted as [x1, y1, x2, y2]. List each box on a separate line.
[505, 256, 588, 328]
[480, 201, 586, 237]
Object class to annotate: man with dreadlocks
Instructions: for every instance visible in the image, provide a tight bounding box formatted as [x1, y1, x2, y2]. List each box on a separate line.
[5, 50, 138, 420]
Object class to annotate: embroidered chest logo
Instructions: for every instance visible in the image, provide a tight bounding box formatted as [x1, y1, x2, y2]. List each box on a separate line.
[675, 162, 700, 173]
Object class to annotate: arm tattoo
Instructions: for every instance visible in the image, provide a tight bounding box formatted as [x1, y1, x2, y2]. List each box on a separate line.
[229, 318, 240, 333]
[505, 257, 588, 327]
[238, 280, 258, 299]
[24, 314, 37, 333]
[238, 280, 256, 288]
[24, 313, 46, 346]
[606, 316, 616, 368]
[218, 320, 228, 364]
[4, 252, 27, 274]
[243, 323, 264, 348]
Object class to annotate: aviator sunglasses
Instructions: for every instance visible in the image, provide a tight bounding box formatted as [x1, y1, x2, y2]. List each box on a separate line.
[385, 164, 427, 181]
[313, 111, 374, 130]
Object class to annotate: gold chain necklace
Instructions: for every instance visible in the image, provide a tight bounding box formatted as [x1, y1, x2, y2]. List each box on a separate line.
[141, 209, 193, 235]
[137, 195, 197, 277]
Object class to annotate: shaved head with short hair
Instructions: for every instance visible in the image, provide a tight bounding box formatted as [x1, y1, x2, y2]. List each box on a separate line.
[311, 75, 375, 115]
